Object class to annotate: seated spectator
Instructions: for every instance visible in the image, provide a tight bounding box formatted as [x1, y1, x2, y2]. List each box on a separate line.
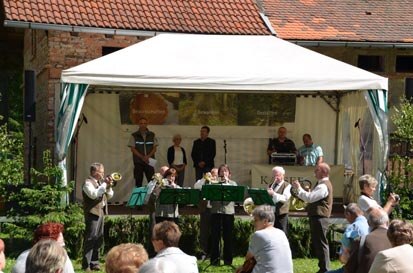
[326, 203, 369, 273]
[0, 239, 5, 273]
[11, 222, 74, 273]
[238, 205, 293, 273]
[358, 174, 398, 215]
[344, 207, 392, 273]
[139, 221, 198, 273]
[139, 259, 177, 273]
[26, 239, 67, 273]
[368, 219, 413, 273]
[105, 243, 148, 273]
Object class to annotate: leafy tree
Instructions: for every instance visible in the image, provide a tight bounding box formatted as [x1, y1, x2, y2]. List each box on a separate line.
[386, 97, 413, 219]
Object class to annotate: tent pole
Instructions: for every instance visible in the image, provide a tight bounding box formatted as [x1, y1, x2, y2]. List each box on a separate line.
[334, 96, 341, 165]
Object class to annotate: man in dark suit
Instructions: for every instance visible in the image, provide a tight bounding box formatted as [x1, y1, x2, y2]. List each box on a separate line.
[191, 126, 216, 180]
[344, 207, 392, 273]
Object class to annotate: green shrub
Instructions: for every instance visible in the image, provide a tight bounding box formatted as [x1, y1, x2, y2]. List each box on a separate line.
[3, 150, 84, 259]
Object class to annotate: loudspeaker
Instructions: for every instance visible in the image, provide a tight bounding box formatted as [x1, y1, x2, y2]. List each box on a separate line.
[406, 78, 413, 101]
[24, 70, 36, 122]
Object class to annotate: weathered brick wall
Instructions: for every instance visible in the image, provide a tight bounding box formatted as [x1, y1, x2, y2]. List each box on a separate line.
[23, 29, 146, 168]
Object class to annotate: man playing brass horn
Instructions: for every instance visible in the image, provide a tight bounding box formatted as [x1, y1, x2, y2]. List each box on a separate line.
[267, 166, 291, 234]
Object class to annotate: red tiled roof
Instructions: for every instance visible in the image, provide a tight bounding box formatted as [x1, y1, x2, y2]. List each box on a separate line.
[264, 0, 413, 43]
[2, 0, 271, 35]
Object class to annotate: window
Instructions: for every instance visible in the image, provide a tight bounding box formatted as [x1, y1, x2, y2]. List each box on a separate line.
[357, 55, 384, 72]
[396, 56, 413, 72]
[102, 47, 123, 56]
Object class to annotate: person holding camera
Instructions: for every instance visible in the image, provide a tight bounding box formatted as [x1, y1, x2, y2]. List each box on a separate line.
[358, 174, 399, 215]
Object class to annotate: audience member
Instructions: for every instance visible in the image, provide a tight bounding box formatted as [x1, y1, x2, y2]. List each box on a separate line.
[368, 219, 413, 273]
[209, 164, 237, 266]
[344, 207, 392, 273]
[292, 162, 333, 273]
[297, 133, 324, 166]
[191, 126, 216, 180]
[167, 134, 187, 187]
[358, 174, 399, 215]
[238, 205, 293, 273]
[0, 239, 5, 273]
[82, 162, 114, 271]
[139, 221, 198, 273]
[26, 239, 67, 273]
[266, 166, 291, 234]
[194, 167, 218, 260]
[12, 222, 74, 273]
[128, 117, 158, 187]
[326, 203, 369, 273]
[139, 259, 177, 273]
[105, 243, 149, 273]
[267, 127, 296, 164]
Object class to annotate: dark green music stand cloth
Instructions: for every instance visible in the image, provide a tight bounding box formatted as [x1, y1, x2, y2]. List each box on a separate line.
[126, 187, 147, 208]
[247, 188, 275, 206]
[159, 188, 200, 205]
[201, 184, 245, 202]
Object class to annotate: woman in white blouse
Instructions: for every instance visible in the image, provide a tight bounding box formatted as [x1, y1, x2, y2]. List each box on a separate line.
[358, 174, 398, 215]
[167, 134, 187, 187]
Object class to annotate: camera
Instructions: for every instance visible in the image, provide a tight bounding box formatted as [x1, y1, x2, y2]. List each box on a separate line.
[394, 194, 400, 202]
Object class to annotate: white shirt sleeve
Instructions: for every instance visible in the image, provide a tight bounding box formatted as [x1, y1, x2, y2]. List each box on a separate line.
[272, 184, 292, 204]
[194, 178, 206, 189]
[298, 183, 328, 203]
[83, 180, 107, 199]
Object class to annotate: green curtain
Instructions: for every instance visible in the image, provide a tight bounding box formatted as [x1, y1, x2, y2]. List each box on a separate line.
[367, 89, 388, 201]
[55, 83, 89, 190]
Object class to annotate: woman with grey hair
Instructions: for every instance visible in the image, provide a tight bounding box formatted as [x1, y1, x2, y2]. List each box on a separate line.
[26, 239, 67, 273]
[358, 174, 398, 215]
[237, 205, 293, 273]
[368, 219, 413, 273]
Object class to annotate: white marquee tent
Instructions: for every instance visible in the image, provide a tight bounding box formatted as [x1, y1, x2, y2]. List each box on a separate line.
[58, 34, 388, 203]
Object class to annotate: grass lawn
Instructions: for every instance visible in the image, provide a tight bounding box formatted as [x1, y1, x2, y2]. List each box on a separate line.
[4, 257, 342, 273]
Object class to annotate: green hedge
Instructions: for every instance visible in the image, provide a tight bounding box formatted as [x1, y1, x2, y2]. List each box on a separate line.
[103, 216, 313, 258]
[3, 215, 329, 259]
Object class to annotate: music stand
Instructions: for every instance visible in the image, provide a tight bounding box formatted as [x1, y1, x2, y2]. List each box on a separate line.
[159, 188, 201, 205]
[247, 188, 275, 206]
[126, 187, 148, 208]
[201, 184, 245, 203]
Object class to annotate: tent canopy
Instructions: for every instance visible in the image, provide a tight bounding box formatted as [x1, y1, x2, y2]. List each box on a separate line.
[61, 34, 387, 92]
[58, 34, 388, 203]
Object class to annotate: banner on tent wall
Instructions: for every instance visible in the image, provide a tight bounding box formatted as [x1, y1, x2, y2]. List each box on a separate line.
[250, 164, 345, 198]
[119, 93, 295, 125]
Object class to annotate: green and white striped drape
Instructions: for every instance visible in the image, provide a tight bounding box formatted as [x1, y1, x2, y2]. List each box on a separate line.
[56, 83, 89, 190]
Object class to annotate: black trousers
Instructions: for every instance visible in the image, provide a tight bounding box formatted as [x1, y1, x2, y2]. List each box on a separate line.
[195, 166, 212, 181]
[133, 162, 154, 187]
[82, 212, 104, 269]
[200, 208, 211, 256]
[274, 213, 289, 235]
[309, 216, 330, 273]
[210, 213, 234, 265]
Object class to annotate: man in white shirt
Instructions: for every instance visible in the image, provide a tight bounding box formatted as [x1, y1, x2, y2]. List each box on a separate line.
[81, 162, 114, 271]
[267, 166, 291, 234]
[292, 162, 333, 273]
